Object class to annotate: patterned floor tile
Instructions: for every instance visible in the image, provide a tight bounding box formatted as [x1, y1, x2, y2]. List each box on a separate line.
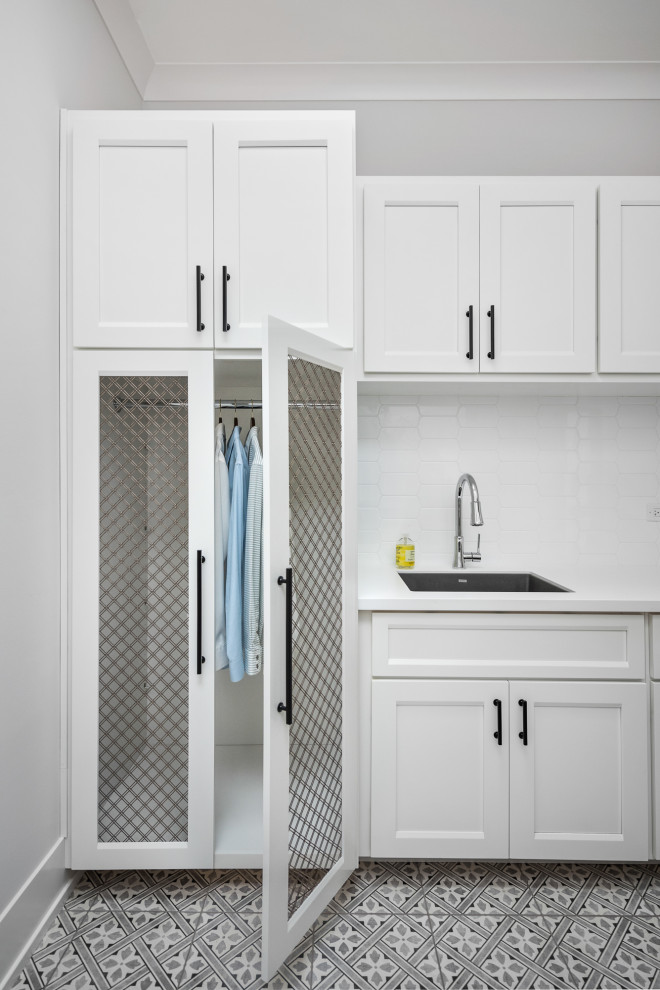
[11, 863, 660, 990]
[311, 911, 442, 990]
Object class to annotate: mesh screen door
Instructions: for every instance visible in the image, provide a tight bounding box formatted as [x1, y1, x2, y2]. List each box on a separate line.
[98, 375, 189, 843]
[262, 318, 356, 981]
[286, 355, 344, 916]
[71, 351, 214, 869]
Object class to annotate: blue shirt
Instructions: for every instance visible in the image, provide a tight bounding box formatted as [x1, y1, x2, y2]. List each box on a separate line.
[225, 426, 249, 682]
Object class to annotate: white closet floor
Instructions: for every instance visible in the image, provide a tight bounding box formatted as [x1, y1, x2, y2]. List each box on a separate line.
[214, 745, 263, 868]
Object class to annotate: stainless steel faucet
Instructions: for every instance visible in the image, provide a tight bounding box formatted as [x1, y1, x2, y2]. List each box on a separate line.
[454, 473, 484, 568]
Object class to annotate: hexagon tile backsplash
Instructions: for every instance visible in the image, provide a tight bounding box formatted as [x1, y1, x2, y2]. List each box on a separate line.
[357, 394, 660, 570]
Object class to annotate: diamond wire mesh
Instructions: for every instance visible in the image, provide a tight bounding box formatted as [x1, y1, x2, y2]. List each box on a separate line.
[286, 356, 343, 918]
[98, 376, 189, 843]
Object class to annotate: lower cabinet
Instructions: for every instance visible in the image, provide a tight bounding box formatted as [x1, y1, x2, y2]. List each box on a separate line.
[372, 679, 648, 862]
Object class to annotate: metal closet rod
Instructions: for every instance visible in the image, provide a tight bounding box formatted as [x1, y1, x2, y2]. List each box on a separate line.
[110, 397, 338, 410]
[216, 400, 339, 409]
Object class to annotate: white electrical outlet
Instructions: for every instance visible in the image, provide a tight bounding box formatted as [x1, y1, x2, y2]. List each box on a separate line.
[646, 504, 660, 521]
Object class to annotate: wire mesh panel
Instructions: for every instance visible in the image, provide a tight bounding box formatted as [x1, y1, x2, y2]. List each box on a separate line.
[287, 356, 343, 917]
[98, 376, 189, 843]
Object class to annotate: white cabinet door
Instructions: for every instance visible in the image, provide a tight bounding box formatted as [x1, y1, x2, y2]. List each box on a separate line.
[70, 350, 215, 868]
[363, 183, 480, 372]
[480, 182, 597, 373]
[72, 119, 213, 348]
[261, 317, 357, 981]
[599, 179, 660, 372]
[214, 118, 354, 349]
[510, 681, 648, 861]
[371, 680, 509, 859]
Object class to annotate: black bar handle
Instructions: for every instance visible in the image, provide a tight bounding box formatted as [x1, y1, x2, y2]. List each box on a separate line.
[493, 699, 502, 746]
[196, 266, 205, 332]
[222, 266, 231, 333]
[518, 699, 528, 746]
[196, 550, 206, 674]
[487, 305, 495, 359]
[277, 568, 293, 725]
[465, 305, 474, 360]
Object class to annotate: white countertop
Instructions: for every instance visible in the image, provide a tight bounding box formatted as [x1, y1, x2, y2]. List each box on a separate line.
[358, 557, 660, 613]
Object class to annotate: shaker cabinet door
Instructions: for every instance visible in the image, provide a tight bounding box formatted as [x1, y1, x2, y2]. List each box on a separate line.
[509, 681, 648, 861]
[479, 181, 597, 373]
[72, 119, 213, 348]
[214, 118, 354, 349]
[363, 183, 480, 373]
[371, 680, 509, 859]
[70, 350, 215, 868]
[599, 179, 660, 372]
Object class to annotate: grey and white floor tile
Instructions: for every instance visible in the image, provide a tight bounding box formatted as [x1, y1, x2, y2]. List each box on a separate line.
[10, 863, 660, 990]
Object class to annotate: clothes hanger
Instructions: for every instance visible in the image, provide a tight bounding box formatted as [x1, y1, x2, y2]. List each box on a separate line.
[250, 399, 256, 430]
[233, 400, 239, 428]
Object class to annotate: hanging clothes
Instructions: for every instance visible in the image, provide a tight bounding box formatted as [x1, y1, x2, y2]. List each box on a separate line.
[214, 422, 230, 670]
[225, 424, 249, 682]
[243, 425, 263, 675]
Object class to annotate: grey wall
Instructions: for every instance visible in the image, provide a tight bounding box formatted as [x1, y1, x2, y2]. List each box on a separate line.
[0, 0, 139, 971]
[146, 99, 660, 175]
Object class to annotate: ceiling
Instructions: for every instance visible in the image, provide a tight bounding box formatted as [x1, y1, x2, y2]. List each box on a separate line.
[94, 0, 660, 101]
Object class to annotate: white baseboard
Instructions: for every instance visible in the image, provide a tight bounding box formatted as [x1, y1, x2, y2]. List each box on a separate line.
[0, 838, 77, 990]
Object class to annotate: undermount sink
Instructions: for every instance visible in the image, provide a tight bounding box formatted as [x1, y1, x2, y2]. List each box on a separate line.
[398, 571, 573, 593]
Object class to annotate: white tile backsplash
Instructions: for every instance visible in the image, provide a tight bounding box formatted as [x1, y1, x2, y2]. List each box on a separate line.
[358, 393, 660, 569]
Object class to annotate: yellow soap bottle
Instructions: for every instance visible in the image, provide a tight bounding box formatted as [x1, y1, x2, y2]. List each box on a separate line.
[395, 535, 415, 569]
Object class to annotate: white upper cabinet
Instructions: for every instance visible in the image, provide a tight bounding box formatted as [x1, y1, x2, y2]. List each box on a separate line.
[72, 119, 214, 349]
[363, 184, 480, 372]
[70, 113, 354, 351]
[214, 118, 354, 349]
[362, 178, 598, 375]
[599, 179, 660, 372]
[480, 182, 596, 373]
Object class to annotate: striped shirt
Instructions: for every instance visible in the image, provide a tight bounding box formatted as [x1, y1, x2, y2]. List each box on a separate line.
[243, 426, 263, 675]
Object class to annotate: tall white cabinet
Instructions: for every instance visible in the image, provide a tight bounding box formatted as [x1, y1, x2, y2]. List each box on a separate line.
[64, 111, 357, 983]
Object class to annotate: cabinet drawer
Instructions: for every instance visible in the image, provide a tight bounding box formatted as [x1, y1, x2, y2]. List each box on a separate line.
[372, 613, 645, 680]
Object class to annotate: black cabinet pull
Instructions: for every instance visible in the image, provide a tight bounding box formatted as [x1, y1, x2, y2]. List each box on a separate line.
[493, 699, 502, 745]
[518, 699, 528, 746]
[196, 266, 205, 332]
[222, 266, 231, 333]
[487, 305, 495, 359]
[466, 305, 474, 360]
[277, 569, 293, 725]
[196, 550, 206, 674]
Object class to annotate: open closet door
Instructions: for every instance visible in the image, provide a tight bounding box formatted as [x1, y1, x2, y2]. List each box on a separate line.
[261, 317, 358, 980]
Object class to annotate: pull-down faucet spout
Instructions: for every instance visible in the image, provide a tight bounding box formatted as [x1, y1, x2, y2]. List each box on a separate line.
[454, 473, 483, 569]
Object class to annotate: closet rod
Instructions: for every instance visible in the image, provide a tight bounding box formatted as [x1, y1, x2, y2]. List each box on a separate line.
[110, 398, 339, 410]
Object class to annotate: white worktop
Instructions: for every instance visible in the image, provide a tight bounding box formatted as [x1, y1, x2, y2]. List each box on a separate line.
[358, 557, 660, 612]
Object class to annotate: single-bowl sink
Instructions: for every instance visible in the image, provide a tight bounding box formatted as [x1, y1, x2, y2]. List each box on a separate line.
[399, 571, 572, 593]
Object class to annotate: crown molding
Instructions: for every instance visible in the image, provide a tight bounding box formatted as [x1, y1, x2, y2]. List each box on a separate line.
[93, 0, 154, 96]
[92, 3, 660, 103]
[144, 61, 660, 103]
